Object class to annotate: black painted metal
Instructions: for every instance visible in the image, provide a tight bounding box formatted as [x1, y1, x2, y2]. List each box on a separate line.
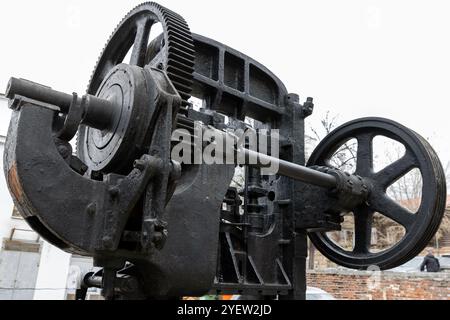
[307, 118, 447, 270]
[88, 2, 195, 107]
[7, 77, 116, 132]
[6, 78, 73, 112]
[2, 2, 447, 300]
[190, 33, 288, 123]
[242, 148, 337, 188]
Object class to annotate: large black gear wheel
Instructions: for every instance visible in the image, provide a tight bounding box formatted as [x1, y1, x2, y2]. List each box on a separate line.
[77, 2, 195, 174]
[88, 2, 195, 106]
[307, 118, 447, 270]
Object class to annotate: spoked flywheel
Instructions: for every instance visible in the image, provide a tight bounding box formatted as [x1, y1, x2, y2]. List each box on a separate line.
[308, 117, 447, 270]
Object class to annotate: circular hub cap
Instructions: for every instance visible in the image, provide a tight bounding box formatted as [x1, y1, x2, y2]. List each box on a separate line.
[78, 64, 152, 174]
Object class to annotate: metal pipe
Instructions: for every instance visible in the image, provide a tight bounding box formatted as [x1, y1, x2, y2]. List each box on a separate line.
[6, 78, 338, 189]
[84, 276, 103, 288]
[176, 123, 338, 189]
[242, 148, 337, 189]
[6, 77, 116, 131]
[6, 77, 74, 113]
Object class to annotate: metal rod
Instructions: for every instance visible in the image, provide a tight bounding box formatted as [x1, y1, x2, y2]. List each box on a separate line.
[174, 123, 338, 189]
[85, 276, 103, 288]
[5, 78, 338, 189]
[6, 77, 74, 113]
[242, 149, 337, 189]
[6, 77, 116, 131]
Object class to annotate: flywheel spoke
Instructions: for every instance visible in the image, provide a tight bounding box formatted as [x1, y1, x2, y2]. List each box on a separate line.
[375, 151, 418, 189]
[369, 194, 415, 230]
[355, 133, 373, 176]
[352, 207, 374, 254]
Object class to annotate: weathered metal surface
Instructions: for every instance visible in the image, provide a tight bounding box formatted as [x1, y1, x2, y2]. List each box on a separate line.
[1, 2, 447, 300]
[307, 118, 447, 270]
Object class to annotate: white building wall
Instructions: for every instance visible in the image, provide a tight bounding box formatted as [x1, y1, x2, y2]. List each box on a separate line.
[33, 242, 71, 300]
[0, 95, 74, 300]
[0, 137, 30, 242]
[0, 97, 32, 243]
[0, 96, 11, 137]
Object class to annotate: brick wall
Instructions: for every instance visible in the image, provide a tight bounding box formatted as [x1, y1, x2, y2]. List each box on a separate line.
[307, 270, 450, 300]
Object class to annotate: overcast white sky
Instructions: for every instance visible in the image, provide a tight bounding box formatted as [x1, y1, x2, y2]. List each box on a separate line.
[0, 0, 449, 168]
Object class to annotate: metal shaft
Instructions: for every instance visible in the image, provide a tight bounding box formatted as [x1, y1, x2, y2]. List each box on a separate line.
[6, 77, 116, 131]
[179, 120, 339, 189]
[6, 78, 338, 189]
[6, 77, 74, 113]
[242, 148, 337, 189]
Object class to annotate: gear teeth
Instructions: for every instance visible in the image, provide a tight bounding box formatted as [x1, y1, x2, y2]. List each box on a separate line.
[87, 2, 195, 108]
[170, 38, 193, 53]
[167, 58, 195, 73]
[156, 3, 195, 107]
[168, 28, 193, 40]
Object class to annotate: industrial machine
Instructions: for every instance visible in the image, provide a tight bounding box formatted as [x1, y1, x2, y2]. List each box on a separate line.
[2, 3, 446, 300]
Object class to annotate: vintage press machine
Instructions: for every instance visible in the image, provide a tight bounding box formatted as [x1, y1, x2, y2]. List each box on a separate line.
[2, 3, 447, 299]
